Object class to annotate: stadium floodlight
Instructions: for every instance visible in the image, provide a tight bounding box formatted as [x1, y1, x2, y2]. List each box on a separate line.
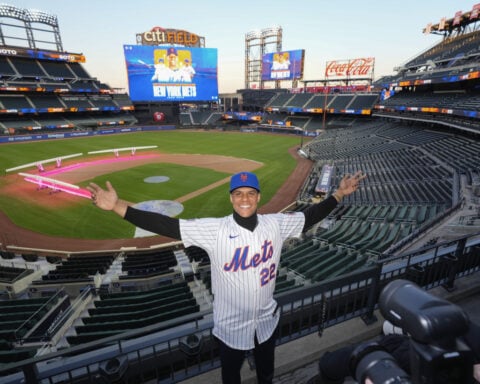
[0, 4, 58, 25]
[26, 9, 58, 26]
[261, 26, 282, 37]
[0, 4, 62, 50]
[246, 30, 262, 39]
[0, 4, 25, 19]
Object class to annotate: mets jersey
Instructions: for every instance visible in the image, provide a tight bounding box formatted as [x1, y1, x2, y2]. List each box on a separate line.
[180, 212, 305, 350]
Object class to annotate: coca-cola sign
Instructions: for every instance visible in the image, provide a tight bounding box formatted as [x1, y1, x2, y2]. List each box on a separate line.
[325, 57, 375, 79]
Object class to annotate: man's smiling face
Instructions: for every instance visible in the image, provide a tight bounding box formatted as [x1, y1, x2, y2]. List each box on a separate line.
[230, 187, 260, 218]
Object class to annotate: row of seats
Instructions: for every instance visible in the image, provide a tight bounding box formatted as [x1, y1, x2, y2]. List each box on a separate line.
[95, 282, 191, 307]
[121, 249, 178, 277]
[38, 254, 115, 283]
[286, 120, 470, 280]
[66, 302, 200, 346]
[265, 93, 379, 111]
[179, 111, 224, 126]
[0, 94, 128, 111]
[374, 30, 480, 86]
[0, 294, 59, 346]
[0, 52, 136, 135]
[0, 57, 90, 80]
[403, 30, 480, 71]
[67, 281, 199, 345]
[379, 91, 480, 112]
[0, 265, 34, 283]
[280, 242, 368, 283]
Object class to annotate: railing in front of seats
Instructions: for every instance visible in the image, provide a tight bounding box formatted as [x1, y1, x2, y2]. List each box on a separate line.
[0, 232, 478, 384]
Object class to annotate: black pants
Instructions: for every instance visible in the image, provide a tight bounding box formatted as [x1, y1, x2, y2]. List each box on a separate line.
[217, 330, 277, 384]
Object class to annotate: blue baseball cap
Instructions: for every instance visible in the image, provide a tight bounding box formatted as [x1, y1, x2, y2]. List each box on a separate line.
[230, 172, 260, 192]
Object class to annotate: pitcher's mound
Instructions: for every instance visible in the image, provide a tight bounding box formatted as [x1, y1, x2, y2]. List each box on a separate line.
[144, 176, 170, 183]
[133, 200, 184, 238]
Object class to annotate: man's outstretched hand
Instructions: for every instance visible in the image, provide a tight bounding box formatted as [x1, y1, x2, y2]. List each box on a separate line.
[87, 181, 122, 212]
[335, 171, 367, 199]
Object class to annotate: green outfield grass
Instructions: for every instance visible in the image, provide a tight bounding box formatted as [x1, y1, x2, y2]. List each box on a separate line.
[0, 131, 303, 239]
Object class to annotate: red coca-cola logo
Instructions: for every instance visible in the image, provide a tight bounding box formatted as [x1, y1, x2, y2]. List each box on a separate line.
[325, 58, 374, 78]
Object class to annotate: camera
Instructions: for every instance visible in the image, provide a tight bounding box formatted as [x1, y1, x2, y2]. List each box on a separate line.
[350, 279, 475, 384]
[349, 340, 411, 383]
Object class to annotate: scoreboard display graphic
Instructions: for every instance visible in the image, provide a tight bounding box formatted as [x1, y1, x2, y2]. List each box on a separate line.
[124, 45, 218, 102]
[261, 49, 304, 81]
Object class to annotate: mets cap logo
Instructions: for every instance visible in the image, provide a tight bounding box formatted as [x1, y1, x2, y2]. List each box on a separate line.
[229, 171, 260, 192]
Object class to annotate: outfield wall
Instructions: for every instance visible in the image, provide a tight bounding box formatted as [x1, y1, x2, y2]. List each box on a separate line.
[0, 125, 176, 144]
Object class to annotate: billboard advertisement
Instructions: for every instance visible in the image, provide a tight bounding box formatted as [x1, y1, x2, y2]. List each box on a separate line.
[261, 49, 304, 81]
[124, 45, 218, 102]
[325, 57, 375, 80]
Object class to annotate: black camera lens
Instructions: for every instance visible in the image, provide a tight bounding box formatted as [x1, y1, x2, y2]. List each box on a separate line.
[350, 341, 412, 384]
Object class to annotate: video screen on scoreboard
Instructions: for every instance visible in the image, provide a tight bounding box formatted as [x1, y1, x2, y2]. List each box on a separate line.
[261, 49, 304, 81]
[124, 45, 218, 102]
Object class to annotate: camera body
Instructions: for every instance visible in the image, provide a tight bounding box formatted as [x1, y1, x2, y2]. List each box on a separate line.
[350, 279, 475, 384]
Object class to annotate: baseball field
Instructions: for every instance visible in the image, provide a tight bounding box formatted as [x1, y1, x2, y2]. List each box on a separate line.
[0, 130, 307, 242]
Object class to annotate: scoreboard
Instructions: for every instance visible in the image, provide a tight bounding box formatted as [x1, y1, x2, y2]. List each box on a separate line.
[124, 45, 218, 102]
[261, 49, 304, 81]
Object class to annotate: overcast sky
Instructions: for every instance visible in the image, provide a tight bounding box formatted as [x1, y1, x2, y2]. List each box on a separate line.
[9, 0, 478, 93]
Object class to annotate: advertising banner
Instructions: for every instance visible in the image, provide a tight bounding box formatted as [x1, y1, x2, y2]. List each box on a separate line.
[325, 57, 375, 80]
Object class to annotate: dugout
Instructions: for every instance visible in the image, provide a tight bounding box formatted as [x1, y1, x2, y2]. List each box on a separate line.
[132, 102, 181, 124]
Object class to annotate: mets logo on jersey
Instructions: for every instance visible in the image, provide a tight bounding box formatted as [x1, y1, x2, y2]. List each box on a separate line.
[223, 240, 274, 272]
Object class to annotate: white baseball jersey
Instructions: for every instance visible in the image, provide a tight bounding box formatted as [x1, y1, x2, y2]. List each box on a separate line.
[180, 212, 305, 350]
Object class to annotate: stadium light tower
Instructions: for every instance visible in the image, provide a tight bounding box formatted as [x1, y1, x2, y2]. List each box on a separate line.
[0, 4, 63, 51]
[245, 26, 282, 89]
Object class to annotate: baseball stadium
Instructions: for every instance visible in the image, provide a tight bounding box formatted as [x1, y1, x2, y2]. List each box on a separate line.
[0, 3, 480, 384]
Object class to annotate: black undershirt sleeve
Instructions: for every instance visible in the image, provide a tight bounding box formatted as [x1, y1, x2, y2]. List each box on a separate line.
[123, 195, 337, 238]
[302, 195, 338, 233]
[124, 206, 181, 240]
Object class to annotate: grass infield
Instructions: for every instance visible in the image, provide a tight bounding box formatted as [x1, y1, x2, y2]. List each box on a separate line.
[0, 130, 303, 239]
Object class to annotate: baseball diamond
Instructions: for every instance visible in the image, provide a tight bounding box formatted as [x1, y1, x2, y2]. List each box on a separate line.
[0, 144, 313, 252]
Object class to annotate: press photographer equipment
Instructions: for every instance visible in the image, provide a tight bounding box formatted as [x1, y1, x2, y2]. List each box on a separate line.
[350, 279, 475, 384]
